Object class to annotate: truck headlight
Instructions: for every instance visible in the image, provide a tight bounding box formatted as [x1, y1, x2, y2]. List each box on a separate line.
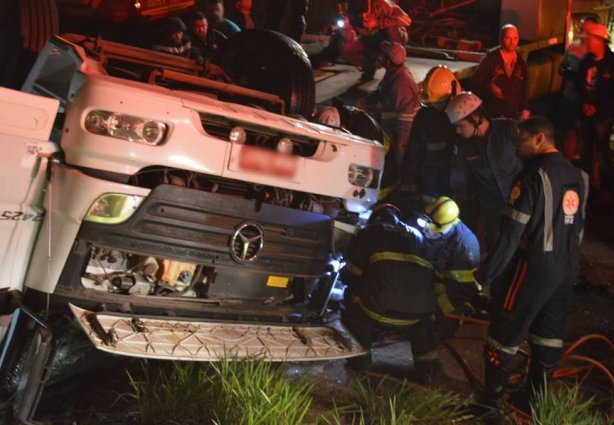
[348, 164, 375, 187]
[85, 194, 144, 224]
[85, 110, 167, 145]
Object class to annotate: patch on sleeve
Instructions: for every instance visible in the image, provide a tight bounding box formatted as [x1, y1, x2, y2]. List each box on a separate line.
[563, 190, 580, 224]
[509, 182, 522, 203]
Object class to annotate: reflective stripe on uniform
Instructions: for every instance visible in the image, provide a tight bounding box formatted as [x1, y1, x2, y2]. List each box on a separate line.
[415, 350, 439, 362]
[529, 334, 564, 348]
[435, 283, 455, 314]
[369, 252, 433, 269]
[353, 296, 421, 326]
[579, 170, 590, 244]
[538, 168, 554, 252]
[345, 261, 363, 277]
[503, 205, 531, 224]
[487, 336, 520, 355]
[436, 269, 477, 283]
[426, 142, 447, 152]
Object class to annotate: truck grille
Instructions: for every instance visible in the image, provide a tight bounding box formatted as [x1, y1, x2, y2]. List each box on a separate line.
[77, 185, 332, 276]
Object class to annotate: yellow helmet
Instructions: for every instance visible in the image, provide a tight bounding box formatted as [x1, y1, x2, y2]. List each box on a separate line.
[421, 65, 461, 106]
[423, 196, 460, 233]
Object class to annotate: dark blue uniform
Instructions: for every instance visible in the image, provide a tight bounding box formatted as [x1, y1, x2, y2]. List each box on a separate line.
[476, 151, 588, 402]
[341, 220, 438, 376]
[461, 118, 522, 248]
[423, 221, 480, 340]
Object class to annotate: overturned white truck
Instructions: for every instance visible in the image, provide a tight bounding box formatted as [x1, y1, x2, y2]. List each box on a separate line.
[0, 33, 384, 420]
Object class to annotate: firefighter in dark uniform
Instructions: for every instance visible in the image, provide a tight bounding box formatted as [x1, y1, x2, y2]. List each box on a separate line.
[314, 103, 399, 200]
[446, 92, 522, 250]
[418, 197, 481, 341]
[474, 117, 589, 424]
[341, 203, 439, 382]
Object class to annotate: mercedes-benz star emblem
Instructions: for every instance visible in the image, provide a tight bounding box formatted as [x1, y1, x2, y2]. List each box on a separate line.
[230, 222, 264, 262]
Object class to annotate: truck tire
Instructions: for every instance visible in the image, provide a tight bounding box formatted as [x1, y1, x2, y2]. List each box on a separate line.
[213, 29, 316, 118]
[20, 0, 59, 55]
[0, 0, 58, 88]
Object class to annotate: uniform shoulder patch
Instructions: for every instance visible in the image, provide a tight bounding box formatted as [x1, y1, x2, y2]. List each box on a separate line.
[563, 189, 580, 224]
[510, 182, 522, 203]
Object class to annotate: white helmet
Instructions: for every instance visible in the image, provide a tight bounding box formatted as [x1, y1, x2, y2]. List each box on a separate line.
[445, 92, 483, 124]
[315, 106, 341, 127]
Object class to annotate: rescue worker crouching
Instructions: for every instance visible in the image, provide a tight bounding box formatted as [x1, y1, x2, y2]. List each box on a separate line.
[340, 203, 440, 383]
[474, 117, 589, 424]
[417, 197, 482, 341]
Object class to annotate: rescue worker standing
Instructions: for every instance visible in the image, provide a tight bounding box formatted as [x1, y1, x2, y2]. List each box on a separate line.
[474, 116, 589, 424]
[341, 204, 440, 382]
[471, 24, 530, 120]
[418, 197, 481, 341]
[364, 42, 421, 168]
[446, 92, 522, 249]
[577, 21, 614, 199]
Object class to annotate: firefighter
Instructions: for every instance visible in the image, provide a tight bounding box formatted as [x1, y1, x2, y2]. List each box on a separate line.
[401, 65, 478, 228]
[577, 21, 614, 200]
[418, 197, 481, 341]
[363, 41, 421, 169]
[343, 0, 412, 81]
[445, 92, 522, 250]
[314, 102, 399, 200]
[474, 116, 589, 423]
[471, 24, 530, 120]
[341, 203, 440, 382]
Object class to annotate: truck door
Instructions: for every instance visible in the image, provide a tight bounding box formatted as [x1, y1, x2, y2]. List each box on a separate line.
[0, 87, 59, 291]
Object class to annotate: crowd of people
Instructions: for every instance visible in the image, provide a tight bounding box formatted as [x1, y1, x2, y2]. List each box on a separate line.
[148, 3, 611, 423]
[310, 7, 609, 425]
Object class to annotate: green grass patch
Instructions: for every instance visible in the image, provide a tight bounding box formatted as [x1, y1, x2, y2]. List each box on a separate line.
[531, 382, 611, 425]
[125, 359, 313, 425]
[318, 375, 471, 425]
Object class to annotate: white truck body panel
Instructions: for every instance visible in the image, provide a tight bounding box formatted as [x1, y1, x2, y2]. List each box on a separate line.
[0, 89, 59, 290]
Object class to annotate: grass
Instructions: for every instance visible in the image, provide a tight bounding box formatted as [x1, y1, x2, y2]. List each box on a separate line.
[125, 359, 313, 425]
[530, 382, 611, 425]
[318, 375, 471, 425]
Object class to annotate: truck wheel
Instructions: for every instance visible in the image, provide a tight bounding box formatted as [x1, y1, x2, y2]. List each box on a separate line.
[213, 29, 316, 118]
[0, 0, 58, 88]
[20, 0, 59, 55]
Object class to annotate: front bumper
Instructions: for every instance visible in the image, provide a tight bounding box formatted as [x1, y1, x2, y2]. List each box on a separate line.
[70, 304, 366, 361]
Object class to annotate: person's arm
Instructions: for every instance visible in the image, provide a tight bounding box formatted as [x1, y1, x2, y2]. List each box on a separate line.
[470, 52, 495, 99]
[393, 76, 421, 155]
[475, 171, 539, 285]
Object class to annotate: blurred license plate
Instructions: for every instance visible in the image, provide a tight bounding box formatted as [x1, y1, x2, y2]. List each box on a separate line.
[238, 146, 298, 179]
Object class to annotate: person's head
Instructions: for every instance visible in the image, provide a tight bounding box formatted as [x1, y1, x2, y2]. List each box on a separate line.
[445, 92, 488, 139]
[189, 12, 208, 39]
[419, 197, 460, 239]
[580, 21, 610, 56]
[205, 0, 225, 24]
[421, 65, 461, 110]
[236, 0, 252, 13]
[500, 24, 519, 53]
[516, 116, 556, 158]
[315, 106, 341, 127]
[165, 17, 187, 45]
[380, 41, 406, 70]
[368, 203, 402, 226]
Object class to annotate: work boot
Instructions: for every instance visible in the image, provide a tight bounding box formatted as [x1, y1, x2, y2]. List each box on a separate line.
[479, 345, 515, 425]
